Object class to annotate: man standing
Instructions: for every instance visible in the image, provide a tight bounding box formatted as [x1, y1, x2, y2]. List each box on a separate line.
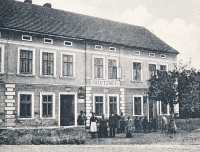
[109, 112, 116, 138]
[77, 110, 86, 125]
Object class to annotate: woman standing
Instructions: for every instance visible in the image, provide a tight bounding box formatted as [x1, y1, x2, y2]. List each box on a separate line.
[90, 112, 98, 138]
[126, 116, 133, 138]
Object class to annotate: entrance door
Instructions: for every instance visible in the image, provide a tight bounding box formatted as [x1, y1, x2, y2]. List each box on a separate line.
[60, 95, 75, 126]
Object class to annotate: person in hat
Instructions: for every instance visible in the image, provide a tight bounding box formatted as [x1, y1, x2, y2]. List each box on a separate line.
[142, 116, 148, 133]
[90, 112, 98, 138]
[77, 110, 86, 125]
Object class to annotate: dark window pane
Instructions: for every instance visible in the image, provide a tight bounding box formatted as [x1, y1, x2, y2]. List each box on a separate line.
[20, 94, 31, 118]
[134, 97, 141, 115]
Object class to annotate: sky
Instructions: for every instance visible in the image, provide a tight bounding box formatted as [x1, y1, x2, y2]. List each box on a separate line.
[17, 0, 200, 70]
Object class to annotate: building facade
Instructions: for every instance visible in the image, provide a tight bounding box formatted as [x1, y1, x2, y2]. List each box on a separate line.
[0, 0, 179, 128]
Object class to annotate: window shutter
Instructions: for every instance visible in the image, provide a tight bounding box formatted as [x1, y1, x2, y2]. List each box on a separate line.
[117, 67, 122, 79]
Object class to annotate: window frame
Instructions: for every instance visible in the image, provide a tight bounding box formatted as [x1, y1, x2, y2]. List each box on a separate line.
[92, 55, 105, 79]
[132, 61, 143, 81]
[40, 49, 56, 77]
[22, 35, 32, 41]
[107, 94, 119, 117]
[107, 57, 119, 79]
[0, 44, 5, 74]
[134, 51, 140, 55]
[157, 101, 170, 115]
[44, 38, 53, 44]
[17, 47, 35, 76]
[93, 94, 105, 118]
[133, 95, 144, 116]
[149, 53, 155, 57]
[64, 41, 73, 47]
[159, 63, 168, 72]
[40, 92, 55, 119]
[18, 92, 34, 119]
[95, 45, 103, 50]
[148, 62, 157, 79]
[60, 52, 76, 78]
[109, 47, 116, 52]
[160, 54, 167, 59]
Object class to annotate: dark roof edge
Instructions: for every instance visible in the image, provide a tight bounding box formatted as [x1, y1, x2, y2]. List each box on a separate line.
[0, 27, 179, 54]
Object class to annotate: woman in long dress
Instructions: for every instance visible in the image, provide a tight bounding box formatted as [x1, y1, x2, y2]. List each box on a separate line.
[168, 114, 177, 133]
[90, 112, 98, 138]
[126, 116, 133, 138]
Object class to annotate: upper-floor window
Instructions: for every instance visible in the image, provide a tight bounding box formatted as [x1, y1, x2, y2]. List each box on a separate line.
[160, 54, 166, 59]
[149, 64, 156, 78]
[160, 65, 167, 71]
[62, 54, 73, 76]
[18, 92, 34, 119]
[44, 38, 53, 44]
[0, 45, 4, 73]
[94, 57, 103, 78]
[64, 41, 72, 46]
[108, 59, 117, 79]
[109, 47, 116, 52]
[134, 51, 140, 55]
[20, 50, 33, 74]
[0, 31, 2, 38]
[133, 62, 141, 81]
[149, 53, 155, 57]
[133, 96, 143, 116]
[22, 35, 32, 41]
[95, 45, 102, 50]
[42, 52, 54, 75]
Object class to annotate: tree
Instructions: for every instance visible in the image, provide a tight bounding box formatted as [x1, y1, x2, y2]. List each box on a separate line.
[147, 70, 178, 114]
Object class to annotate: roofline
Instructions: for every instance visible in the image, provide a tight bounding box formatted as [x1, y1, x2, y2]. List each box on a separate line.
[0, 27, 179, 54]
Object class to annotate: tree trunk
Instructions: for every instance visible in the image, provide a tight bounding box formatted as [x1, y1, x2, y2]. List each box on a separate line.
[170, 102, 174, 114]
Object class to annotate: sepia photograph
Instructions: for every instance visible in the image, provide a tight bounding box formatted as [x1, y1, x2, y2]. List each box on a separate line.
[0, 0, 200, 151]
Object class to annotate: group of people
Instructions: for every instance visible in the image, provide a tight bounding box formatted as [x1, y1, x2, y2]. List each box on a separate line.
[90, 112, 126, 138]
[77, 110, 177, 139]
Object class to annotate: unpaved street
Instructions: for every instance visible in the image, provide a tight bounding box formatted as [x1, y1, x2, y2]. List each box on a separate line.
[1, 145, 200, 152]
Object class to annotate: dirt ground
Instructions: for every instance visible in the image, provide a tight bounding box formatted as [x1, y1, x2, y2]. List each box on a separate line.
[85, 130, 200, 145]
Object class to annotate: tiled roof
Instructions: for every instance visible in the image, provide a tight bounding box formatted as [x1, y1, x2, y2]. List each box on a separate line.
[0, 0, 179, 54]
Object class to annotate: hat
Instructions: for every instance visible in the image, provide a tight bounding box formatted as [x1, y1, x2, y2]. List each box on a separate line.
[80, 110, 83, 113]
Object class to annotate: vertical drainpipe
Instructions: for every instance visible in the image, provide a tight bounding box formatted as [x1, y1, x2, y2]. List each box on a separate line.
[84, 40, 87, 127]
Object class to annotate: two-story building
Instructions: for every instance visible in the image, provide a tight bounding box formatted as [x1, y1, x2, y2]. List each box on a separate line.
[0, 0, 179, 128]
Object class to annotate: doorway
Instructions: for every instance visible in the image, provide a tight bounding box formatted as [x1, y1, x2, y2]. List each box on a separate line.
[60, 95, 75, 126]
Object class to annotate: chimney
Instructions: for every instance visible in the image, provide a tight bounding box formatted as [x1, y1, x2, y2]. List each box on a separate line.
[24, 0, 32, 4]
[43, 3, 52, 8]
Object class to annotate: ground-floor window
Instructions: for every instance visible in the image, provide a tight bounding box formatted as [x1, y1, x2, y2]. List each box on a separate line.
[95, 96, 103, 116]
[159, 101, 169, 115]
[133, 95, 143, 116]
[109, 96, 117, 114]
[19, 93, 34, 118]
[42, 95, 53, 117]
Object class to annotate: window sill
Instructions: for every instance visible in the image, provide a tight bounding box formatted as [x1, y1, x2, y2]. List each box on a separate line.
[59, 76, 76, 79]
[131, 80, 143, 83]
[17, 74, 36, 77]
[0, 72, 5, 76]
[132, 115, 144, 117]
[39, 75, 56, 78]
[19, 118, 35, 120]
[159, 114, 170, 116]
[40, 117, 56, 120]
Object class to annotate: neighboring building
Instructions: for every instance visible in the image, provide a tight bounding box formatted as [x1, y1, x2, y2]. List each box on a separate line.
[0, 0, 179, 128]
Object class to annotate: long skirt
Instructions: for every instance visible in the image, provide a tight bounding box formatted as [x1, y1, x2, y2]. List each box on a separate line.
[90, 122, 97, 132]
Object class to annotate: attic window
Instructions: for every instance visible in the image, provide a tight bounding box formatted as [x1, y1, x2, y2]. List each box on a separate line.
[160, 54, 166, 59]
[134, 51, 140, 55]
[44, 38, 53, 44]
[22, 35, 32, 41]
[149, 53, 155, 57]
[64, 41, 72, 46]
[95, 45, 102, 50]
[109, 47, 116, 52]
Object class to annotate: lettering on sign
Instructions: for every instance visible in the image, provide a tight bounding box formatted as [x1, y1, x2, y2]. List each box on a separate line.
[91, 80, 120, 86]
